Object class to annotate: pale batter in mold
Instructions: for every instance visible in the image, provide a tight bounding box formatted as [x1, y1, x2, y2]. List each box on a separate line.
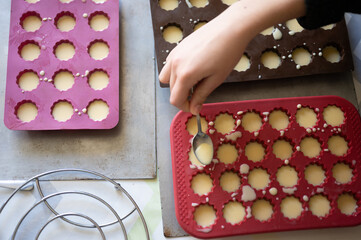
[252, 199, 273, 222]
[300, 137, 321, 158]
[89, 41, 109, 60]
[296, 107, 317, 128]
[52, 101, 73, 122]
[241, 112, 262, 132]
[194, 21, 207, 31]
[217, 143, 238, 165]
[234, 54, 250, 72]
[223, 201, 246, 224]
[191, 173, 213, 196]
[189, 0, 208, 8]
[248, 168, 270, 190]
[18, 71, 39, 91]
[88, 70, 109, 90]
[272, 139, 293, 160]
[214, 113, 235, 134]
[276, 166, 298, 187]
[17, 102, 38, 122]
[90, 14, 109, 32]
[281, 196, 303, 219]
[269, 110, 289, 130]
[194, 204, 216, 228]
[59, 0, 74, 3]
[57, 15, 76, 32]
[328, 135, 348, 157]
[22, 15, 42, 32]
[322, 46, 341, 63]
[321, 24, 335, 30]
[220, 171, 241, 193]
[245, 142, 265, 162]
[21, 43, 40, 61]
[332, 163, 353, 184]
[323, 105, 344, 126]
[54, 71, 74, 91]
[260, 26, 274, 36]
[309, 194, 330, 218]
[92, 0, 107, 3]
[87, 100, 109, 121]
[221, 0, 238, 6]
[159, 0, 178, 11]
[286, 19, 304, 33]
[55, 42, 75, 61]
[195, 142, 213, 165]
[189, 148, 203, 167]
[187, 115, 207, 136]
[25, 0, 40, 3]
[241, 185, 256, 202]
[163, 25, 183, 44]
[292, 48, 311, 66]
[304, 164, 325, 186]
[337, 193, 357, 215]
[261, 51, 281, 69]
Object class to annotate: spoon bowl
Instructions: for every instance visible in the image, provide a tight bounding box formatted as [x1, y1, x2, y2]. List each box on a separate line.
[192, 114, 214, 165]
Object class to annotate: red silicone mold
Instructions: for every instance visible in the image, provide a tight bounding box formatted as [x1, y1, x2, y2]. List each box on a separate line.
[170, 96, 361, 239]
[4, 0, 119, 130]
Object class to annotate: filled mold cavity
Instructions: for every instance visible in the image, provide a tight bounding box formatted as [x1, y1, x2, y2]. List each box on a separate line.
[234, 53, 250, 72]
[269, 109, 289, 130]
[261, 50, 281, 69]
[191, 173, 213, 196]
[260, 26, 274, 36]
[87, 99, 110, 121]
[88, 39, 110, 60]
[221, 0, 238, 6]
[292, 47, 312, 67]
[89, 12, 110, 32]
[280, 196, 303, 220]
[20, 12, 42, 32]
[304, 163, 326, 186]
[54, 40, 75, 61]
[223, 201, 246, 225]
[322, 44, 342, 63]
[241, 111, 262, 133]
[251, 199, 274, 222]
[245, 141, 266, 163]
[327, 135, 349, 157]
[186, 115, 208, 136]
[158, 0, 179, 11]
[300, 136, 322, 158]
[194, 21, 207, 31]
[248, 168, 270, 190]
[59, 0, 74, 3]
[162, 24, 183, 44]
[51, 100, 74, 122]
[19, 40, 41, 61]
[55, 12, 76, 32]
[17, 70, 40, 92]
[92, 0, 108, 4]
[219, 171, 241, 193]
[285, 19, 304, 33]
[25, 0, 41, 3]
[15, 101, 38, 123]
[88, 69, 110, 90]
[296, 106, 317, 129]
[337, 193, 358, 215]
[323, 105, 345, 127]
[217, 143, 238, 165]
[272, 139, 294, 160]
[187, 0, 209, 8]
[309, 194, 331, 218]
[321, 23, 336, 30]
[276, 165, 299, 188]
[53, 69, 75, 91]
[332, 162, 353, 184]
[194, 204, 217, 228]
[214, 113, 235, 135]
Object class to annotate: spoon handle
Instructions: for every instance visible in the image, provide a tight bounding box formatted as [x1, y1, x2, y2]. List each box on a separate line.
[196, 114, 202, 134]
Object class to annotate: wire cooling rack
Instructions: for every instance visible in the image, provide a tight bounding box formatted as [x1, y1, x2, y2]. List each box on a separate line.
[0, 169, 150, 240]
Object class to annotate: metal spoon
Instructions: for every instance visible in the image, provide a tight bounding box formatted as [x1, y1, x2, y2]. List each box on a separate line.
[0, 180, 34, 191]
[191, 113, 214, 165]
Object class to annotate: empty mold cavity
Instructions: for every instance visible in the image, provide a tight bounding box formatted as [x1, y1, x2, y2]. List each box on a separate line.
[88, 69, 109, 90]
[260, 26, 274, 36]
[272, 139, 294, 160]
[286, 19, 304, 33]
[87, 99, 109, 121]
[54, 40, 75, 61]
[261, 50, 281, 69]
[292, 47, 312, 66]
[55, 12, 76, 32]
[241, 111, 262, 132]
[309, 194, 331, 218]
[248, 168, 270, 190]
[159, 0, 179, 11]
[221, 0, 238, 6]
[322, 24, 336, 30]
[25, 0, 40, 3]
[191, 173, 213, 196]
[189, 148, 203, 167]
[269, 109, 289, 130]
[53, 70, 75, 91]
[327, 135, 348, 157]
[162, 24, 183, 44]
[276, 165, 298, 188]
[323, 105, 344, 127]
[300, 136, 321, 158]
[280, 196, 303, 220]
[187, 115, 208, 136]
[296, 107, 317, 128]
[16, 101, 38, 123]
[251, 199, 273, 222]
[59, 0, 74, 3]
[92, 0, 107, 3]
[89, 12, 109, 32]
[51, 100, 74, 122]
[223, 201, 246, 224]
[214, 113, 235, 135]
[194, 21, 207, 31]
[322, 45, 341, 63]
[188, 0, 209, 8]
[337, 193, 358, 215]
[245, 141, 266, 163]
[304, 164, 325, 186]
[88, 40, 109, 60]
[194, 204, 216, 228]
[19, 40, 40, 61]
[219, 171, 241, 193]
[332, 162, 353, 184]
[234, 54, 250, 72]
[217, 143, 238, 165]
[20, 12, 42, 32]
[17, 70, 39, 91]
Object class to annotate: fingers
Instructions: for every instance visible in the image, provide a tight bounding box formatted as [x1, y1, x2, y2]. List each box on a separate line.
[159, 60, 171, 84]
